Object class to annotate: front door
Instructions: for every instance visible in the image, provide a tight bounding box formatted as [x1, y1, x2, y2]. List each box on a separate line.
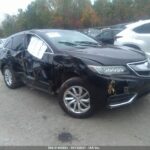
[23, 34, 54, 90]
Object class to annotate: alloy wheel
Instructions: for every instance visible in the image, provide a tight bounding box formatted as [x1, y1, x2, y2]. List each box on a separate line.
[4, 69, 13, 86]
[63, 86, 91, 114]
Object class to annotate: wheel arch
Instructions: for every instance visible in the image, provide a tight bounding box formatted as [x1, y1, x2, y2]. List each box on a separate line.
[1, 63, 7, 75]
[54, 71, 80, 92]
[1, 62, 14, 75]
[61, 71, 80, 83]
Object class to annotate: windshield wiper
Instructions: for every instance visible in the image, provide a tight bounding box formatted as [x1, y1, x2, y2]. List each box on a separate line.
[58, 41, 101, 49]
[58, 41, 77, 46]
[75, 41, 101, 47]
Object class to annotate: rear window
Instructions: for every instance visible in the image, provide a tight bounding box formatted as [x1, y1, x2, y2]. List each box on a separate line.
[133, 23, 150, 33]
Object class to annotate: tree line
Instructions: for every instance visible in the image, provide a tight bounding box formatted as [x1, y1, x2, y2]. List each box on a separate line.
[0, 0, 150, 37]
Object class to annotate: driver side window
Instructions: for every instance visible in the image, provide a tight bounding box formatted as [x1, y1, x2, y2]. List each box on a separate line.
[27, 35, 48, 59]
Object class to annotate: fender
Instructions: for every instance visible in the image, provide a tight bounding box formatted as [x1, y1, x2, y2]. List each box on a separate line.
[52, 54, 94, 90]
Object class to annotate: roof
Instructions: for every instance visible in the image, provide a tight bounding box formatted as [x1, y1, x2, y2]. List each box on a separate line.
[126, 19, 150, 29]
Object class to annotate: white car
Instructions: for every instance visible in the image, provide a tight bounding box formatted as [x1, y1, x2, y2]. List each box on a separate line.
[0, 39, 6, 49]
[114, 20, 150, 57]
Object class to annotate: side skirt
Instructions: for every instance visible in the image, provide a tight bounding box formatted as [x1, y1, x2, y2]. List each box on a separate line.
[23, 75, 55, 95]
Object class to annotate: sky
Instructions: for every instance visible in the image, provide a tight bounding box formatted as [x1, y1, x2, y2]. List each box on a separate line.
[0, 0, 34, 23]
[0, 0, 95, 23]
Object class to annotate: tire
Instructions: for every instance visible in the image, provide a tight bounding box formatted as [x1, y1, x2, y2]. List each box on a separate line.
[3, 66, 22, 89]
[59, 77, 96, 118]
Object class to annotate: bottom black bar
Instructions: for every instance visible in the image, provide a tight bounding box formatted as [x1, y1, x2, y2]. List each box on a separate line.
[0, 146, 149, 150]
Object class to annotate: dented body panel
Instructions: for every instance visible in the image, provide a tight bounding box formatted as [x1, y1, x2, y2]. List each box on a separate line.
[0, 29, 150, 109]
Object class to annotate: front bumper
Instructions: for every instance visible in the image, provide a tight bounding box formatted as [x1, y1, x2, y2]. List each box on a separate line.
[107, 76, 150, 108]
[108, 93, 137, 108]
[88, 74, 150, 108]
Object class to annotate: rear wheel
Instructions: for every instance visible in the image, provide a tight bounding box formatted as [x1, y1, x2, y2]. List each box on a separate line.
[59, 77, 96, 118]
[3, 66, 22, 89]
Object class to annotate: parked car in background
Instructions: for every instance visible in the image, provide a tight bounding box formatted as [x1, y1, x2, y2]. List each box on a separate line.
[95, 28, 122, 44]
[0, 29, 150, 118]
[114, 20, 150, 57]
[81, 28, 102, 38]
[110, 23, 129, 29]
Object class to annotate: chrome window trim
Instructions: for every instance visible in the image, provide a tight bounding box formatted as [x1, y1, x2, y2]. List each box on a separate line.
[127, 59, 150, 78]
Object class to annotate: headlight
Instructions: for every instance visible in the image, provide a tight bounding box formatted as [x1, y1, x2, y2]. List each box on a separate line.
[88, 65, 128, 75]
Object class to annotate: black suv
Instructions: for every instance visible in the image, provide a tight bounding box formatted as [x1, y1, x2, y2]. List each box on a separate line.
[0, 29, 150, 118]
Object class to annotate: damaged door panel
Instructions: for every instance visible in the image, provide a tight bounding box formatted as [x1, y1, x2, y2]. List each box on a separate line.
[0, 29, 150, 118]
[23, 34, 54, 93]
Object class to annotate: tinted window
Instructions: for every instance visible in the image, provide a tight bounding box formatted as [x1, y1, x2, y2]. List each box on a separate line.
[12, 34, 25, 51]
[134, 23, 150, 33]
[101, 30, 113, 39]
[4, 38, 12, 49]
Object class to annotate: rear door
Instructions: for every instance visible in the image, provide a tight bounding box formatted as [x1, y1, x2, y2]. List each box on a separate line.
[8, 34, 25, 73]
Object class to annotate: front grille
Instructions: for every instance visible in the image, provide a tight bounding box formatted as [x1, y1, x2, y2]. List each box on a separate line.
[127, 59, 150, 77]
[136, 71, 150, 76]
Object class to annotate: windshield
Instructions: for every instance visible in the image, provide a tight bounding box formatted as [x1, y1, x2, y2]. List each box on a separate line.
[45, 30, 99, 50]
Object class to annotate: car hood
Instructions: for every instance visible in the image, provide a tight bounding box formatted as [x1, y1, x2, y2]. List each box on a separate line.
[63, 45, 146, 65]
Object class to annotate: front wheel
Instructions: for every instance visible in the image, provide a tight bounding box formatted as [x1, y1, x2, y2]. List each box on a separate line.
[59, 77, 96, 118]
